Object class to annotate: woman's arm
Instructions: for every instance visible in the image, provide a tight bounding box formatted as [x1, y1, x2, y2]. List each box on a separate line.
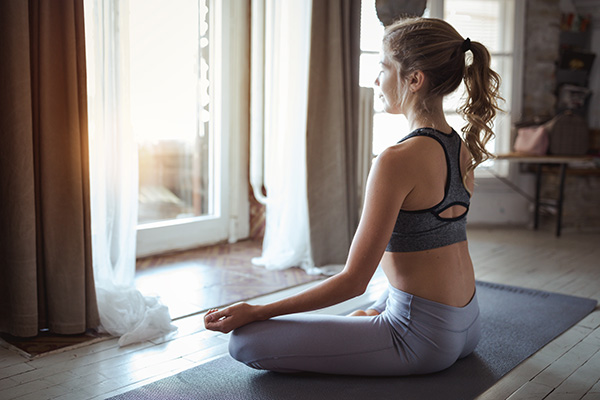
[204, 146, 417, 333]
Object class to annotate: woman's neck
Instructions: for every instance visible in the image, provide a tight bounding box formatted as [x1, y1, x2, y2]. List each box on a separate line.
[405, 96, 452, 134]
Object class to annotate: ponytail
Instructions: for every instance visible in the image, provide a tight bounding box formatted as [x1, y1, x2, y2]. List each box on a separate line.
[459, 41, 503, 174]
[382, 18, 503, 173]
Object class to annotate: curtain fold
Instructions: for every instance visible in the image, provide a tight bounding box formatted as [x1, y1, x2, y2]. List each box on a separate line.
[0, 0, 99, 337]
[251, 0, 316, 274]
[252, 0, 361, 274]
[306, 0, 361, 267]
[84, 0, 176, 347]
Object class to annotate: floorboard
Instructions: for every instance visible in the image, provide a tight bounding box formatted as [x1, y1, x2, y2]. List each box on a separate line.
[0, 227, 598, 400]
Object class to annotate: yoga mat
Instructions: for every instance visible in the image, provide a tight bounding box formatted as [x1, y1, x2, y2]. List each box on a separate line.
[111, 281, 597, 400]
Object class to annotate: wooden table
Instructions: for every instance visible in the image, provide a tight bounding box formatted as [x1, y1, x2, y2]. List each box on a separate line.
[495, 153, 599, 237]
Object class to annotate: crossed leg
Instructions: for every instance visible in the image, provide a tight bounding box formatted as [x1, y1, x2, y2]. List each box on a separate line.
[228, 312, 411, 376]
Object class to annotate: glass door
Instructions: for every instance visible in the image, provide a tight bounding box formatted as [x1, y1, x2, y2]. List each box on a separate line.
[130, 0, 229, 256]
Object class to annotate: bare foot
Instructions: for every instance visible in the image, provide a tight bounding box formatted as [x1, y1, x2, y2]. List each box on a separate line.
[348, 309, 368, 317]
[348, 309, 380, 317]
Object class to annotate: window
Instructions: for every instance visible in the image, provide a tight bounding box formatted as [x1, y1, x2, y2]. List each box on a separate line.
[134, 0, 250, 256]
[86, 0, 249, 258]
[131, 0, 212, 226]
[360, 0, 408, 156]
[360, 0, 523, 173]
[440, 0, 517, 169]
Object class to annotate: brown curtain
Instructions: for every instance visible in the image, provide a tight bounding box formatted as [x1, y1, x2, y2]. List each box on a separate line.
[306, 0, 361, 267]
[0, 0, 99, 337]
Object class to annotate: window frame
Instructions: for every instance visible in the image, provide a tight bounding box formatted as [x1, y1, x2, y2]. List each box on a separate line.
[360, 0, 525, 178]
[135, 0, 250, 257]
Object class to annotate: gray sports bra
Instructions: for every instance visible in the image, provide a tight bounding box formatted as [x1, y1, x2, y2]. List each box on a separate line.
[386, 128, 471, 252]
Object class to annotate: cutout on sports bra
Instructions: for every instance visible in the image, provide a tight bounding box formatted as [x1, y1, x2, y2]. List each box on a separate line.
[438, 204, 468, 220]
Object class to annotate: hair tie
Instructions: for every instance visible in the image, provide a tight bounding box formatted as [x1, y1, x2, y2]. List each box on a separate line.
[461, 38, 471, 53]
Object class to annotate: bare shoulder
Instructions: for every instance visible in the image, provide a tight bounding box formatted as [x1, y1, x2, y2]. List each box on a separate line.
[376, 136, 445, 176]
[371, 143, 416, 181]
[378, 136, 438, 162]
[362, 143, 419, 207]
[364, 140, 429, 205]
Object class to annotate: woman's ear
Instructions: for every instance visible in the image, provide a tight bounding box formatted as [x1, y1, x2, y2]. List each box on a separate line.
[408, 70, 426, 93]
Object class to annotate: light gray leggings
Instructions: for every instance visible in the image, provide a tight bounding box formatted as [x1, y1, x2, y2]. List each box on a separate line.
[228, 284, 481, 376]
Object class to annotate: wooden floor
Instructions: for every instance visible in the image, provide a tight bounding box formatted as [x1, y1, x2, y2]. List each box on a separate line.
[134, 239, 319, 320]
[0, 227, 599, 399]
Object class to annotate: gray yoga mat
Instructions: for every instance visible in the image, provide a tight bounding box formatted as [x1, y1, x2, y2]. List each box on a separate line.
[111, 281, 597, 400]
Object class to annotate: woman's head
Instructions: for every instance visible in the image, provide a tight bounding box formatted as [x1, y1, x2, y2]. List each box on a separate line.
[380, 17, 503, 171]
[381, 18, 465, 102]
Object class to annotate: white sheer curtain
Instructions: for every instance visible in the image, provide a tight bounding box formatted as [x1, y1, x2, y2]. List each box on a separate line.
[250, 0, 314, 274]
[84, 0, 176, 346]
[250, 0, 342, 276]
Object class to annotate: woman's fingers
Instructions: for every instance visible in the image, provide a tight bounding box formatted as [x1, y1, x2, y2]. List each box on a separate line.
[205, 308, 218, 316]
[204, 303, 258, 333]
[205, 313, 235, 333]
[204, 308, 227, 330]
[204, 306, 240, 332]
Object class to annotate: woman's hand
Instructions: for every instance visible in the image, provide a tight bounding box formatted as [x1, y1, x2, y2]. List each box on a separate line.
[204, 303, 260, 333]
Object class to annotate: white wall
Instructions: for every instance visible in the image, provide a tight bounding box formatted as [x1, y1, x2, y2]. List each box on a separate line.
[468, 169, 535, 226]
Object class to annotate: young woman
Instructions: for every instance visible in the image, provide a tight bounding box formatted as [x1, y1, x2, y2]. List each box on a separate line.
[204, 17, 502, 376]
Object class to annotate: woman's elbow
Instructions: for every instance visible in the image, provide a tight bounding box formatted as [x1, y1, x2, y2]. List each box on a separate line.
[351, 280, 369, 297]
[338, 271, 369, 298]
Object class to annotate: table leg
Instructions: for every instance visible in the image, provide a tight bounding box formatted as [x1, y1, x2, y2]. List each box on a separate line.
[556, 163, 567, 237]
[534, 164, 542, 230]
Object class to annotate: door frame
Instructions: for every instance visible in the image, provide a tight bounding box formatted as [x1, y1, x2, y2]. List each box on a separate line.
[136, 0, 250, 258]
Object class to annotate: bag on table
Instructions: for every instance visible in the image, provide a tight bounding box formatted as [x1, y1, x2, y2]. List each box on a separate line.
[513, 124, 549, 156]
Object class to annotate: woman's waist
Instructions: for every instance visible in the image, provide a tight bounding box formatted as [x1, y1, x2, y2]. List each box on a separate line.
[381, 246, 475, 308]
[383, 283, 480, 332]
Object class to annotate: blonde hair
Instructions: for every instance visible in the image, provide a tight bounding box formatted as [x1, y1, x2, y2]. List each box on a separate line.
[382, 17, 502, 173]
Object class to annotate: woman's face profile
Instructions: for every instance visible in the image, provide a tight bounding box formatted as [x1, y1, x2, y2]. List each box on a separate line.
[375, 52, 403, 115]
